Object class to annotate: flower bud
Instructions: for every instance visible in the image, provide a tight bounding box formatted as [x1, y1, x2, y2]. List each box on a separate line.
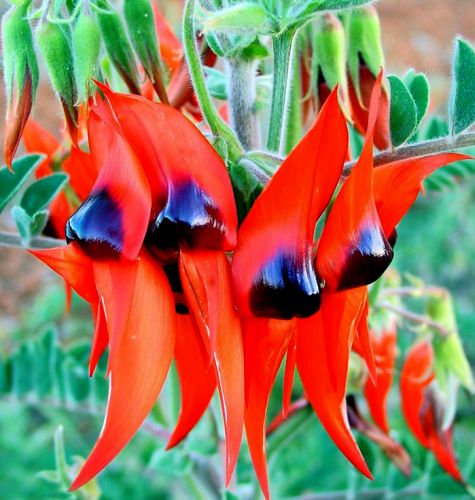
[313, 14, 349, 114]
[73, 11, 101, 103]
[123, 0, 169, 104]
[347, 6, 390, 150]
[2, 1, 39, 168]
[36, 20, 78, 143]
[95, 0, 141, 95]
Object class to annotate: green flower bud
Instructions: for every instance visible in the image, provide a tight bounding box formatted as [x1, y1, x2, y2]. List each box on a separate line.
[428, 291, 474, 394]
[36, 20, 78, 141]
[2, 1, 38, 167]
[73, 11, 101, 102]
[313, 14, 349, 113]
[123, 0, 168, 104]
[347, 6, 384, 103]
[95, 0, 140, 95]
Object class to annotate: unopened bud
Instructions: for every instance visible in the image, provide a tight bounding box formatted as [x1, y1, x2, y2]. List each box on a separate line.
[95, 0, 141, 95]
[2, 1, 39, 167]
[73, 11, 101, 103]
[36, 20, 78, 143]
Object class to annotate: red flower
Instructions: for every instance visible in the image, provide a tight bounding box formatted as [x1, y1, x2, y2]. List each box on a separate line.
[31, 86, 243, 490]
[400, 340, 464, 483]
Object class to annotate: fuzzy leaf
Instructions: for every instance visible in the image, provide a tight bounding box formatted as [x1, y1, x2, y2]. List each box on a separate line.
[205, 67, 227, 100]
[0, 154, 43, 213]
[449, 38, 475, 135]
[11, 205, 32, 245]
[404, 70, 430, 130]
[203, 3, 271, 35]
[20, 173, 68, 216]
[388, 75, 418, 147]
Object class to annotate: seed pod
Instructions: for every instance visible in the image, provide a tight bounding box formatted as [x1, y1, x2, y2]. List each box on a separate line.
[2, 1, 39, 168]
[36, 20, 78, 143]
[123, 0, 169, 104]
[313, 14, 349, 114]
[73, 11, 101, 102]
[95, 0, 141, 95]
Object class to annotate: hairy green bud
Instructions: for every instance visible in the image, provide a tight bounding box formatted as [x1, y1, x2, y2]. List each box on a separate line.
[36, 21, 78, 139]
[73, 11, 101, 102]
[95, 0, 140, 95]
[347, 6, 384, 102]
[2, 1, 38, 166]
[123, 0, 168, 103]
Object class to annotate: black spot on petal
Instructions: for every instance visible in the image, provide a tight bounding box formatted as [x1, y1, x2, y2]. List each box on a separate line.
[337, 225, 394, 291]
[148, 180, 227, 252]
[66, 188, 123, 259]
[250, 251, 321, 320]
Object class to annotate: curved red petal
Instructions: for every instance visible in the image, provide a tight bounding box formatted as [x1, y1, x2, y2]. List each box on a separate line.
[66, 111, 151, 260]
[89, 302, 109, 377]
[29, 243, 96, 303]
[70, 251, 176, 491]
[232, 89, 347, 319]
[22, 119, 60, 178]
[244, 318, 294, 499]
[63, 146, 98, 201]
[363, 323, 397, 434]
[152, 3, 183, 75]
[374, 153, 473, 238]
[48, 192, 73, 239]
[355, 291, 377, 385]
[167, 313, 216, 449]
[296, 292, 372, 479]
[317, 71, 393, 292]
[179, 249, 244, 484]
[282, 329, 297, 419]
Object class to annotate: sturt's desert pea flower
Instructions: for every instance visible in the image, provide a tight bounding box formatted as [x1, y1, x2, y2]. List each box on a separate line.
[231, 70, 471, 498]
[31, 85, 243, 491]
[2, 0, 39, 168]
[400, 341, 464, 483]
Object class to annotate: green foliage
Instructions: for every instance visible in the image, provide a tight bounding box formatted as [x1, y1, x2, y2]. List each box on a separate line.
[1, 2, 39, 104]
[449, 38, 475, 135]
[404, 70, 430, 135]
[203, 3, 270, 35]
[0, 154, 43, 214]
[388, 75, 418, 147]
[73, 12, 101, 102]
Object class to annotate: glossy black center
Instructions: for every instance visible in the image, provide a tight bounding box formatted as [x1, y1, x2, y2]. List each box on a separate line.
[66, 188, 123, 259]
[148, 180, 226, 252]
[337, 225, 394, 291]
[250, 250, 321, 320]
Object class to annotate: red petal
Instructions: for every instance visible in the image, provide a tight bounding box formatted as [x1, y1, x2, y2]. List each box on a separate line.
[22, 119, 60, 178]
[89, 302, 109, 377]
[152, 3, 183, 75]
[316, 71, 393, 292]
[355, 290, 377, 385]
[282, 330, 297, 418]
[232, 89, 347, 318]
[63, 146, 98, 201]
[167, 313, 216, 449]
[374, 153, 473, 238]
[363, 323, 397, 434]
[70, 251, 176, 490]
[48, 192, 73, 239]
[244, 318, 294, 499]
[29, 243, 96, 303]
[66, 111, 151, 260]
[296, 291, 372, 479]
[179, 249, 244, 484]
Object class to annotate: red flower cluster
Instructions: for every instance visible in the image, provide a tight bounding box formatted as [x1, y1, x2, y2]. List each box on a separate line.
[27, 71, 469, 497]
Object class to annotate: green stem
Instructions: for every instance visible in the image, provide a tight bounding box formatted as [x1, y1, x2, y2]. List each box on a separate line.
[225, 58, 259, 150]
[0, 231, 65, 249]
[283, 38, 302, 154]
[267, 28, 296, 152]
[182, 0, 243, 163]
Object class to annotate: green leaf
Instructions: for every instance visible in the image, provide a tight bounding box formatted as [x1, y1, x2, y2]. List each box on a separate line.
[449, 38, 475, 135]
[20, 173, 68, 216]
[10, 205, 32, 246]
[30, 210, 50, 237]
[388, 75, 418, 147]
[404, 70, 430, 130]
[203, 3, 271, 35]
[205, 67, 227, 100]
[0, 154, 43, 213]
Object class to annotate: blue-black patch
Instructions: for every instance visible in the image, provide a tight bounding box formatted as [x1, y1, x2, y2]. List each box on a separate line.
[250, 250, 321, 320]
[149, 179, 226, 251]
[66, 188, 123, 259]
[337, 225, 394, 290]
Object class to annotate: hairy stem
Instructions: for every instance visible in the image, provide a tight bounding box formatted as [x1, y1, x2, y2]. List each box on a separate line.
[182, 0, 243, 162]
[225, 58, 259, 150]
[0, 231, 65, 249]
[267, 28, 296, 152]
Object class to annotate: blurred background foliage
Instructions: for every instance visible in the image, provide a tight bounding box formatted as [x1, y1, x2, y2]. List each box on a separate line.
[1, 0, 475, 498]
